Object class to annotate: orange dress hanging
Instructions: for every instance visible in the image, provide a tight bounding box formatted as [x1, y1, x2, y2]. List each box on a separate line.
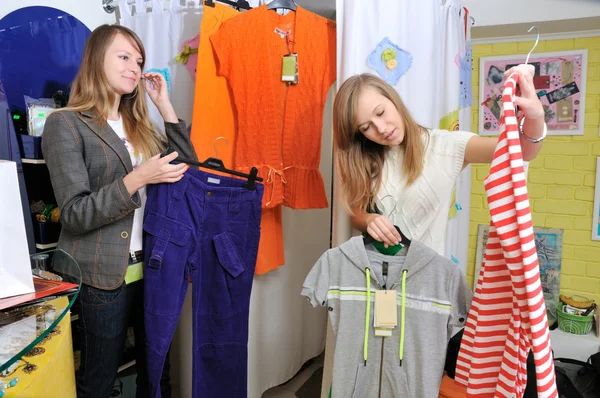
[210, 5, 336, 274]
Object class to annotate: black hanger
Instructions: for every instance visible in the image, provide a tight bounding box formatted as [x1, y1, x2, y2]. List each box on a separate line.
[267, 0, 297, 11]
[363, 225, 411, 248]
[161, 139, 262, 191]
[204, 0, 252, 10]
[362, 200, 411, 247]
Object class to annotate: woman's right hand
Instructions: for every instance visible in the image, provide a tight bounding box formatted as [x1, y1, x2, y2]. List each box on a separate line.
[366, 213, 401, 248]
[123, 151, 189, 195]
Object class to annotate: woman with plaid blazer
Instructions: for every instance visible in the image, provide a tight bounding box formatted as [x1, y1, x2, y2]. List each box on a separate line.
[42, 24, 197, 398]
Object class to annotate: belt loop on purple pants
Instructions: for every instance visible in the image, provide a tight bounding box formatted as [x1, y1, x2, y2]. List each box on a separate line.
[229, 189, 241, 213]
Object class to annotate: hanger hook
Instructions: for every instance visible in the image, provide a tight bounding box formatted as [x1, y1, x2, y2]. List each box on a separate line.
[213, 136, 230, 159]
[525, 26, 539, 65]
[379, 194, 397, 218]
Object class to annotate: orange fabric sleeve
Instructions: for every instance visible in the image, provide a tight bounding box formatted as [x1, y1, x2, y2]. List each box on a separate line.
[324, 20, 337, 92]
[209, 21, 233, 79]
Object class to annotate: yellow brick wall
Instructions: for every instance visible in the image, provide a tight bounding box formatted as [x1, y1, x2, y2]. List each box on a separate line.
[468, 37, 600, 304]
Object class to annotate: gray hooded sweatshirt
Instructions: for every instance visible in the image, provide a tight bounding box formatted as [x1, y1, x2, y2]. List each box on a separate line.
[302, 237, 472, 398]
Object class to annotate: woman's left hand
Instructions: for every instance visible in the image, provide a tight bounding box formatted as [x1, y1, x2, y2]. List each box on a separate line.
[504, 64, 544, 120]
[142, 72, 170, 107]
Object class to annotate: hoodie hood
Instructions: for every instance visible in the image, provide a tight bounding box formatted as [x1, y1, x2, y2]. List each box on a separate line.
[338, 236, 438, 283]
[302, 235, 473, 398]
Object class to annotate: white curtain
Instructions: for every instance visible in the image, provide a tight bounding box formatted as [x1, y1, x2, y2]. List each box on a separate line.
[336, 0, 472, 269]
[119, 0, 201, 133]
[444, 7, 474, 273]
[120, 2, 330, 397]
[325, 0, 473, 396]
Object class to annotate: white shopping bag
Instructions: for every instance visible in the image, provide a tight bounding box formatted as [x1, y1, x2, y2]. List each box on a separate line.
[0, 160, 34, 298]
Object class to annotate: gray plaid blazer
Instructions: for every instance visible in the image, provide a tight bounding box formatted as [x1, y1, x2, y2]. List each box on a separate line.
[42, 110, 197, 289]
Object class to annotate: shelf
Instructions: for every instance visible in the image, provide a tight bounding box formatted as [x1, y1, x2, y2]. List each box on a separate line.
[21, 158, 46, 164]
[36, 242, 58, 250]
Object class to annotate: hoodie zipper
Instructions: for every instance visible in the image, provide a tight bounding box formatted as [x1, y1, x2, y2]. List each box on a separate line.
[365, 266, 407, 398]
[377, 264, 389, 398]
[378, 337, 385, 398]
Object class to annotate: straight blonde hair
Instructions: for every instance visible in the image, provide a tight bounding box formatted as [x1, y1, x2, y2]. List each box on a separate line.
[333, 74, 427, 214]
[58, 24, 164, 160]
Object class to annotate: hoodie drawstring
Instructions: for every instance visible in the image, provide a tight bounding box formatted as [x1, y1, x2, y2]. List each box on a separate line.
[399, 269, 407, 366]
[364, 267, 371, 366]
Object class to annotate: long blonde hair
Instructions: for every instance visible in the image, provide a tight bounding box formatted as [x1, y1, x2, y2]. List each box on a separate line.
[58, 24, 164, 160]
[333, 74, 427, 214]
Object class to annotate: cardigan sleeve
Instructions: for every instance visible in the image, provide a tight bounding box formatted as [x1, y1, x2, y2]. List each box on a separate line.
[210, 20, 234, 80]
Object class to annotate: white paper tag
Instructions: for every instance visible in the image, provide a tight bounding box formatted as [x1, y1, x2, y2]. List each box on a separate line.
[375, 327, 393, 337]
[207, 177, 221, 185]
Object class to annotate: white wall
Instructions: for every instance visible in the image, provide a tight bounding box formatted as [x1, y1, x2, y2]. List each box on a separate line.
[1, 0, 117, 28]
[462, 0, 600, 27]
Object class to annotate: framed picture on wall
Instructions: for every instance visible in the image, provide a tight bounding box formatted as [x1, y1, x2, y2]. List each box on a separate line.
[479, 50, 588, 136]
[474, 224, 564, 322]
[593, 157, 600, 241]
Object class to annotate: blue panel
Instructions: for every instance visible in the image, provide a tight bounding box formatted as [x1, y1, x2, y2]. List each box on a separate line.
[0, 7, 90, 253]
[0, 6, 91, 115]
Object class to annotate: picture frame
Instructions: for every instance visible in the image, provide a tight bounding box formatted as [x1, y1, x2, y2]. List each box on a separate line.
[479, 50, 588, 136]
[474, 225, 564, 322]
[593, 157, 600, 241]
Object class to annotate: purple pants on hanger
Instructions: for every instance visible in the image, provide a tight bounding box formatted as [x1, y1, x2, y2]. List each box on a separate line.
[143, 168, 263, 398]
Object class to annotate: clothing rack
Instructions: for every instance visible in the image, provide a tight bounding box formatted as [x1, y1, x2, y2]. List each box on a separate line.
[204, 0, 252, 9]
[102, 0, 249, 13]
[103, 1, 475, 24]
[103, 0, 148, 13]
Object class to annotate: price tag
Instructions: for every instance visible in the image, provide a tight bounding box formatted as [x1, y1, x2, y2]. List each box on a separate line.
[374, 290, 397, 328]
[282, 53, 298, 85]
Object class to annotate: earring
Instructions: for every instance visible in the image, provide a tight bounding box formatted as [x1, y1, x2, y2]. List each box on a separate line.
[123, 87, 138, 100]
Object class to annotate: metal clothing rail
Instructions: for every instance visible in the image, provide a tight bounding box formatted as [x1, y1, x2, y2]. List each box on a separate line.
[103, 1, 476, 22]
[103, 0, 188, 13]
[102, 0, 248, 13]
[103, 0, 144, 13]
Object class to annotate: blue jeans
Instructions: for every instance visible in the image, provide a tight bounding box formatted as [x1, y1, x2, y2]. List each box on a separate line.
[143, 168, 263, 398]
[75, 281, 171, 398]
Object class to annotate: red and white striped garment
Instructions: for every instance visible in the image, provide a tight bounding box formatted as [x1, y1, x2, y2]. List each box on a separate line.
[455, 74, 557, 397]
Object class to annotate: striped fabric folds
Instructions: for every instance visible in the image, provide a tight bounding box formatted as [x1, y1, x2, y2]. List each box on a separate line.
[455, 73, 558, 397]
